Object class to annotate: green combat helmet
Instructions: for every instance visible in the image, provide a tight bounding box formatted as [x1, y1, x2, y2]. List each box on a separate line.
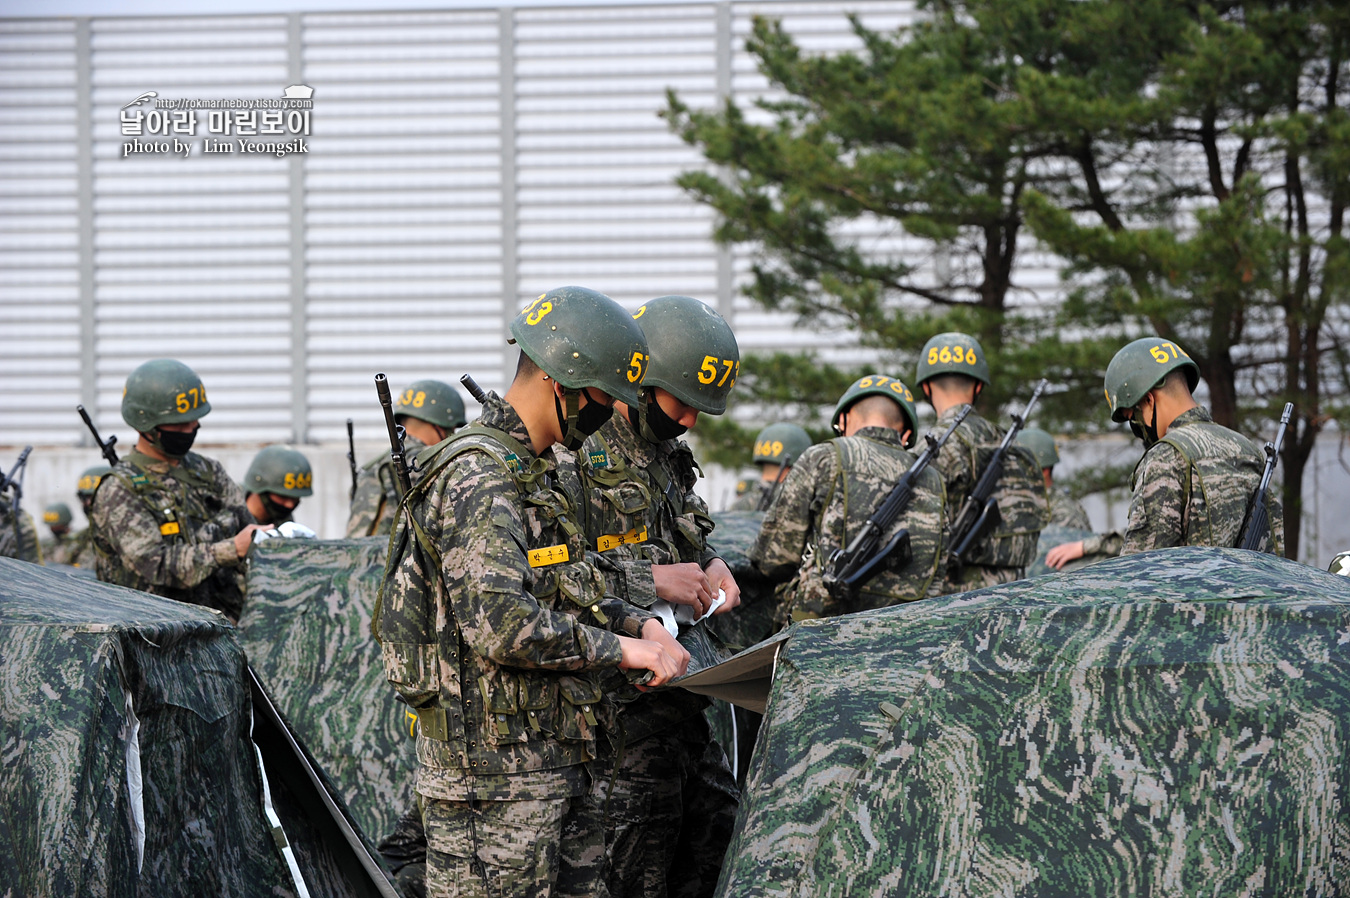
[831, 373, 920, 448]
[631, 295, 740, 414]
[1103, 336, 1200, 422]
[753, 423, 812, 466]
[395, 379, 466, 430]
[43, 503, 72, 529]
[76, 465, 112, 497]
[244, 446, 314, 498]
[1016, 427, 1060, 470]
[915, 332, 990, 388]
[511, 286, 648, 406]
[121, 358, 211, 432]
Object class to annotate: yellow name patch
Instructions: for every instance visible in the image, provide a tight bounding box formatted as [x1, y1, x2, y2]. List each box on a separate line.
[159, 521, 180, 536]
[596, 527, 648, 552]
[527, 544, 570, 567]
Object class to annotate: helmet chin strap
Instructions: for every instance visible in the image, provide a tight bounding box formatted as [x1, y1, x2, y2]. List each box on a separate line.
[554, 387, 585, 450]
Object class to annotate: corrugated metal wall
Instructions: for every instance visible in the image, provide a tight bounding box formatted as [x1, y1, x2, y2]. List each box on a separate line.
[0, 1, 928, 448]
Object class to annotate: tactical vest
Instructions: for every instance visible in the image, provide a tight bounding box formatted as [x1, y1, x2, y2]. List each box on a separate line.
[948, 427, 1048, 570]
[373, 424, 610, 772]
[1132, 421, 1272, 551]
[91, 451, 245, 614]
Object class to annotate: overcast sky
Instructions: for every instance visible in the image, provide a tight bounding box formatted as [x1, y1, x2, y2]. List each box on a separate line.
[1, 0, 677, 16]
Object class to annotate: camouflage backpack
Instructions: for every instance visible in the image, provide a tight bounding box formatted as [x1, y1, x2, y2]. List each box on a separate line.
[948, 423, 1049, 570]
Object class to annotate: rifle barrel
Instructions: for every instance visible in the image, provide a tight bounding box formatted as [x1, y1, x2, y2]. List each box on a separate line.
[375, 373, 413, 497]
[460, 374, 489, 405]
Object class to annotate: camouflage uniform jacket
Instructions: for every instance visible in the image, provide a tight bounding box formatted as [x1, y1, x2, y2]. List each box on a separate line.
[89, 450, 252, 618]
[751, 426, 946, 623]
[1121, 406, 1284, 555]
[376, 393, 653, 801]
[1049, 488, 1092, 530]
[728, 479, 774, 513]
[932, 405, 1047, 592]
[0, 504, 40, 563]
[574, 415, 721, 743]
[346, 434, 429, 538]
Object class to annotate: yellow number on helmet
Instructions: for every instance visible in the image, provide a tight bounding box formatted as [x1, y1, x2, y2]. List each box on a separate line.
[175, 392, 189, 414]
[627, 351, 647, 383]
[1150, 345, 1169, 364]
[966, 348, 978, 366]
[284, 473, 296, 490]
[699, 355, 718, 384]
[927, 347, 939, 364]
[772, 441, 783, 456]
[633, 305, 647, 320]
[525, 301, 553, 326]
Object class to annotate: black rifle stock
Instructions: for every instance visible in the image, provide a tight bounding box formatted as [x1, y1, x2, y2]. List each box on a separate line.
[823, 405, 971, 599]
[77, 405, 120, 466]
[945, 378, 1049, 579]
[1238, 401, 1293, 552]
[459, 374, 488, 405]
[375, 374, 412, 498]
[345, 418, 358, 502]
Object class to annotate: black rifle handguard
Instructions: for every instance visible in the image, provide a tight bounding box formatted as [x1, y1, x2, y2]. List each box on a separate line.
[1237, 401, 1293, 552]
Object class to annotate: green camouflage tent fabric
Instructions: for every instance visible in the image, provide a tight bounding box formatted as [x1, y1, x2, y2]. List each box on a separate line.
[240, 537, 415, 845]
[717, 547, 1350, 897]
[0, 557, 297, 898]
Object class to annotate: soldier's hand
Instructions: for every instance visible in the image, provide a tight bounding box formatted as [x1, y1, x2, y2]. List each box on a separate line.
[641, 617, 690, 676]
[702, 557, 740, 614]
[233, 524, 266, 558]
[652, 562, 714, 615]
[618, 631, 687, 688]
[1045, 540, 1085, 570]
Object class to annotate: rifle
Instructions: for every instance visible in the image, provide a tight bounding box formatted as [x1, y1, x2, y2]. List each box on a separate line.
[1238, 401, 1293, 552]
[459, 374, 488, 405]
[77, 405, 120, 466]
[0, 446, 32, 512]
[823, 405, 970, 599]
[1, 446, 33, 561]
[945, 378, 1048, 579]
[345, 418, 358, 502]
[374, 374, 412, 498]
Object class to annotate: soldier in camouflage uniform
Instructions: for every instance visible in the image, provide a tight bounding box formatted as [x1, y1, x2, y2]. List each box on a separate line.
[916, 333, 1047, 594]
[752, 374, 947, 624]
[89, 359, 263, 621]
[39, 502, 75, 564]
[375, 286, 687, 898]
[243, 445, 314, 527]
[572, 295, 741, 898]
[62, 465, 112, 568]
[728, 423, 813, 513]
[1015, 428, 1091, 530]
[347, 378, 466, 538]
[0, 501, 40, 563]
[1047, 336, 1281, 564]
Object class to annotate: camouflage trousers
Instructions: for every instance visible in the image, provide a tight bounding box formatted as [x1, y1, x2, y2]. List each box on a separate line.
[424, 792, 608, 898]
[588, 715, 740, 898]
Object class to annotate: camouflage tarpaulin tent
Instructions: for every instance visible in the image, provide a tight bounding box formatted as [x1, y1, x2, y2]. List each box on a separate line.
[0, 557, 298, 897]
[240, 537, 414, 846]
[713, 547, 1350, 897]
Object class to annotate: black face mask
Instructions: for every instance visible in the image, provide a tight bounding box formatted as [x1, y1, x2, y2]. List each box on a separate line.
[1129, 398, 1160, 449]
[627, 392, 687, 443]
[554, 389, 613, 451]
[260, 494, 296, 525]
[154, 427, 197, 458]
